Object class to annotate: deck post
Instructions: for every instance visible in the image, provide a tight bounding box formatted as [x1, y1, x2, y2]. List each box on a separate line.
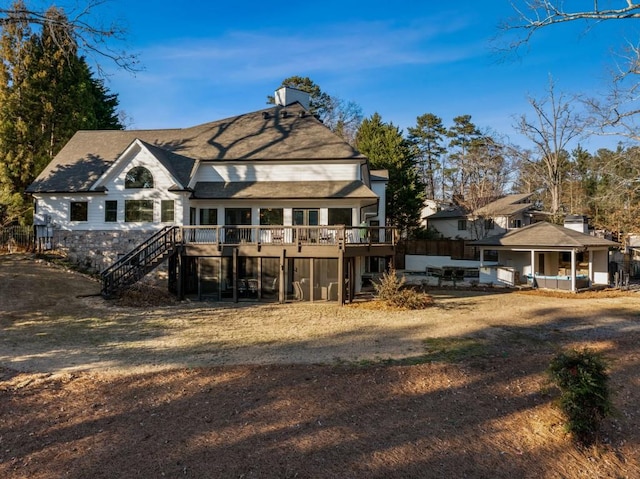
[338, 248, 345, 305]
[233, 248, 238, 303]
[279, 249, 286, 304]
[176, 250, 184, 300]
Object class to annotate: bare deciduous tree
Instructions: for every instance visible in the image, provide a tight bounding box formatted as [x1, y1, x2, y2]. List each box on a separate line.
[502, 1, 640, 141]
[514, 79, 584, 216]
[0, 0, 137, 72]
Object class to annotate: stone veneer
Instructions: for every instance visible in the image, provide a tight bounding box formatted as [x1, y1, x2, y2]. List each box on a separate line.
[49, 229, 158, 273]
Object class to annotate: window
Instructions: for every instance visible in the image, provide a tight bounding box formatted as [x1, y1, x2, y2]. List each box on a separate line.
[161, 200, 175, 222]
[125, 200, 154, 222]
[513, 219, 522, 228]
[484, 218, 495, 230]
[328, 208, 352, 226]
[70, 201, 88, 221]
[105, 200, 117, 222]
[125, 166, 154, 188]
[293, 208, 319, 226]
[260, 208, 283, 225]
[457, 219, 467, 231]
[199, 208, 217, 225]
[225, 208, 251, 225]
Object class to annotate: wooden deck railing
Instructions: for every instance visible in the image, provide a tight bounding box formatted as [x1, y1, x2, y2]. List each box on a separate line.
[180, 225, 397, 246]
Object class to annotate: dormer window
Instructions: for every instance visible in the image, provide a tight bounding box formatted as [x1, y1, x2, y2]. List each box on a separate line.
[125, 166, 154, 188]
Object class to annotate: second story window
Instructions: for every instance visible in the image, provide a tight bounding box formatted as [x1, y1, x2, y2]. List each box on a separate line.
[125, 166, 154, 188]
[484, 218, 495, 230]
[457, 219, 467, 231]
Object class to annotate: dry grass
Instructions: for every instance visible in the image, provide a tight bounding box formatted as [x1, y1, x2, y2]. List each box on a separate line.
[1, 254, 640, 478]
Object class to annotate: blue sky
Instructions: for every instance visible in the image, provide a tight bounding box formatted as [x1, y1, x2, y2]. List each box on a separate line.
[87, 0, 633, 151]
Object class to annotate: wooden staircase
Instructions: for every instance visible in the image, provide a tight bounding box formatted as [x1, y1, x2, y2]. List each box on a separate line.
[101, 226, 181, 298]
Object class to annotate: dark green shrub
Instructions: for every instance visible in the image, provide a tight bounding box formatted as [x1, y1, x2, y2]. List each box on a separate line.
[548, 348, 612, 445]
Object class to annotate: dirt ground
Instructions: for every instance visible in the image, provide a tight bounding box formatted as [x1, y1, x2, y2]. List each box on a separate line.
[1, 253, 639, 478]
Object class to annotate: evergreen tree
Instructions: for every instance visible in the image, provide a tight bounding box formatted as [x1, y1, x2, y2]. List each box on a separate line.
[0, 1, 122, 225]
[446, 115, 482, 201]
[0, 1, 36, 224]
[407, 113, 446, 200]
[355, 113, 425, 237]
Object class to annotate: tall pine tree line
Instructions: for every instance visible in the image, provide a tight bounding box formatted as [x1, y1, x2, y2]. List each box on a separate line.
[0, 1, 122, 225]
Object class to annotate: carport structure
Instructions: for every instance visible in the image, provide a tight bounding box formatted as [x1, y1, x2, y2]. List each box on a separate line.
[472, 222, 619, 292]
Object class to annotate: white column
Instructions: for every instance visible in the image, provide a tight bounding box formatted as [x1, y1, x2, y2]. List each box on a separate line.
[571, 249, 577, 292]
[531, 250, 536, 275]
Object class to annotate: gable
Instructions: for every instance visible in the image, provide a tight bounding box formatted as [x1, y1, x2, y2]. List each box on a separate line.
[93, 140, 184, 194]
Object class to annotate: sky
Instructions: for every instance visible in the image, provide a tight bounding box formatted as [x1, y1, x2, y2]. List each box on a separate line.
[74, 0, 637, 152]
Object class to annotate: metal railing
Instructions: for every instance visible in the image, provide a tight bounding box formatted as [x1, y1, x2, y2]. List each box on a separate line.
[101, 226, 180, 297]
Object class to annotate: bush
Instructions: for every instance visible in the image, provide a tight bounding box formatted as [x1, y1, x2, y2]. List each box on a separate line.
[548, 348, 612, 445]
[373, 267, 434, 310]
[373, 267, 405, 300]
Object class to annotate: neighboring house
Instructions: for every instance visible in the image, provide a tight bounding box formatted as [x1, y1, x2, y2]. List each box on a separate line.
[420, 198, 451, 228]
[472, 221, 619, 291]
[26, 87, 396, 304]
[425, 193, 540, 240]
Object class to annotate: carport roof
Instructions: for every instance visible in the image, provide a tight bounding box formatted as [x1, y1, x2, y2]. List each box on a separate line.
[471, 221, 619, 249]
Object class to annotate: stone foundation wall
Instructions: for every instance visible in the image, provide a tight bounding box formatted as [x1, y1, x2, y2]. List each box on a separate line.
[49, 229, 157, 273]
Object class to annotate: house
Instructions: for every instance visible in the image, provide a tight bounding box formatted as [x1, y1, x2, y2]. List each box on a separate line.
[425, 193, 540, 240]
[472, 221, 619, 291]
[26, 87, 396, 304]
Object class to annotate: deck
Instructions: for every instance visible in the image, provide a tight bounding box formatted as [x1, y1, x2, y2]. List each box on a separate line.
[180, 225, 397, 258]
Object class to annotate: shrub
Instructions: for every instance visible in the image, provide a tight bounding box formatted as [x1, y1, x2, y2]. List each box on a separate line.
[373, 267, 405, 300]
[373, 267, 434, 310]
[547, 348, 612, 445]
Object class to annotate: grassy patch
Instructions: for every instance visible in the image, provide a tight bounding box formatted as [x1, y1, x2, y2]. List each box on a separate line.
[421, 337, 489, 362]
[347, 337, 490, 367]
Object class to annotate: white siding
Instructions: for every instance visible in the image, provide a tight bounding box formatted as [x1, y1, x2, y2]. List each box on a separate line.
[191, 162, 359, 184]
[371, 180, 386, 224]
[34, 147, 186, 231]
[428, 219, 473, 240]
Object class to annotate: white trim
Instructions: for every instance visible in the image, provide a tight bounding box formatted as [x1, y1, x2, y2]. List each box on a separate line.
[91, 139, 181, 191]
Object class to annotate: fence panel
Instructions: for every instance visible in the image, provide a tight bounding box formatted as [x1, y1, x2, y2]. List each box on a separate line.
[0, 225, 34, 252]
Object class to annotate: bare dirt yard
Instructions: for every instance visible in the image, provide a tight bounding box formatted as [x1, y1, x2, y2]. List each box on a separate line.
[1, 253, 639, 478]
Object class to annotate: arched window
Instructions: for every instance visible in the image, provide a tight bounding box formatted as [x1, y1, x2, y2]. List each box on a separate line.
[125, 166, 154, 188]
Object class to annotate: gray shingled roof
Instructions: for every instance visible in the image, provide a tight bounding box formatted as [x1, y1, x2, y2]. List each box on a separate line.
[27, 103, 365, 193]
[193, 180, 378, 200]
[426, 207, 467, 219]
[138, 140, 195, 189]
[472, 221, 619, 248]
[473, 193, 535, 216]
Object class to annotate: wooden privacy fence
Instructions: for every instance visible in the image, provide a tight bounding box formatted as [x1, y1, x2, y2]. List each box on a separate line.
[398, 239, 479, 259]
[0, 225, 34, 252]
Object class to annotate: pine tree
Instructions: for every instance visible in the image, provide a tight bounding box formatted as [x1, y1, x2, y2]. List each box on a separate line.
[407, 113, 447, 200]
[355, 113, 425, 237]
